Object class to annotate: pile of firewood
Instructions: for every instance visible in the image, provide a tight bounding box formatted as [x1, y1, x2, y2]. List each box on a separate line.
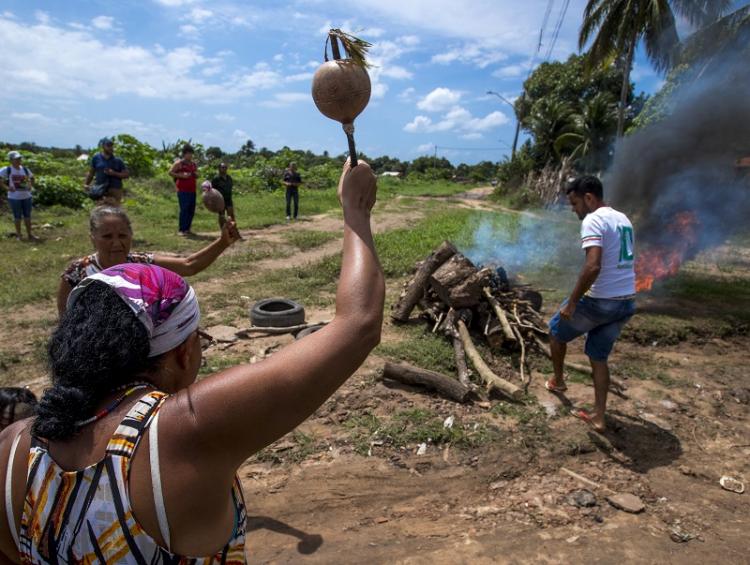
[384, 240, 606, 403]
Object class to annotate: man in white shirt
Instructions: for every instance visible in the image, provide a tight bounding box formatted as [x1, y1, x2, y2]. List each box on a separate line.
[0, 151, 38, 241]
[546, 176, 636, 432]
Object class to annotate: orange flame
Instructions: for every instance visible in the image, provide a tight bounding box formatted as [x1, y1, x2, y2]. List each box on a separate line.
[635, 212, 699, 292]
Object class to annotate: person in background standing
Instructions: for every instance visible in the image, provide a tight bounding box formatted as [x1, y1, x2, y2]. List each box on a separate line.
[211, 162, 235, 229]
[169, 144, 198, 237]
[84, 138, 129, 206]
[1, 151, 38, 241]
[282, 161, 302, 221]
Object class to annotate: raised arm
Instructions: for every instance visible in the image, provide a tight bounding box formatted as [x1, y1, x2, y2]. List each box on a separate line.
[152, 220, 240, 276]
[164, 160, 384, 471]
[84, 167, 94, 187]
[56, 278, 73, 316]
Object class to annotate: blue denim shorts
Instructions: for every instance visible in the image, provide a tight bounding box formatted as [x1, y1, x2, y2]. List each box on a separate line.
[8, 197, 32, 220]
[549, 296, 635, 361]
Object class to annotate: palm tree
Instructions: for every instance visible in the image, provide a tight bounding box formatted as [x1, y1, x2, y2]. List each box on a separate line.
[554, 92, 619, 171]
[579, 0, 731, 138]
[526, 98, 576, 165]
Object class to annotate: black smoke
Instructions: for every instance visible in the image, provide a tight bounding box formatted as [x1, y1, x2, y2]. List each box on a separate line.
[606, 47, 750, 251]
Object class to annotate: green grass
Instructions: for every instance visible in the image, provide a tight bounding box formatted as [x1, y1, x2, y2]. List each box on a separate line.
[282, 230, 339, 251]
[377, 324, 456, 374]
[344, 408, 501, 455]
[379, 178, 478, 199]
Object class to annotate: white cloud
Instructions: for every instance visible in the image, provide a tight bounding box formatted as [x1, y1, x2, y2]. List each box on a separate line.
[233, 129, 248, 139]
[215, 113, 235, 122]
[492, 63, 529, 79]
[189, 7, 213, 22]
[404, 106, 508, 133]
[432, 43, 508, 68]
[273, 54, 284, 62]
[285, 72, 313, 82]
[461, 132, 483, 140]
[260, 92, 310, 108]
[35, 11, 50, 24]
[398, 87, 416, 101]
[11, 112, 55, 123]
[417, 143, 434, 153]
[91, 16, 115, 30]
[0, 18, 275, 102]
[417, 88, 462, 112]
[153, 0, 198, 6]
[179, 24, 199, 36]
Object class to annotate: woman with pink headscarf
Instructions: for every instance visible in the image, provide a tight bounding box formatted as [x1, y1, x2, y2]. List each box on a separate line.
[0, 161, 383, 564]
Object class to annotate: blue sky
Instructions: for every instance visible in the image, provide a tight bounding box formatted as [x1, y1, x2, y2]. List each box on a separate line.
[0, 0, 673, 164]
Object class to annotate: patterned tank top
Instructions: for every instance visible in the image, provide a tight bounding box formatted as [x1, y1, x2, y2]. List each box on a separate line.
[18, 391, 247, 564]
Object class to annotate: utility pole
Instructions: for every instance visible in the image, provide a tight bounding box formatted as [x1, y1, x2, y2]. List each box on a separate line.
[433, 144, 437, 170]
[487, 90, 522, 161]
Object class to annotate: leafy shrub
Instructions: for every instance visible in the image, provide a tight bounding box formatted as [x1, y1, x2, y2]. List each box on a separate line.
[34, 175, 87, 209]
[112, 134, 158, 177]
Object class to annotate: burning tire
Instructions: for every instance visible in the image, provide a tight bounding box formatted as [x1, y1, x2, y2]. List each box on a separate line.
[250, 298, 305, 328]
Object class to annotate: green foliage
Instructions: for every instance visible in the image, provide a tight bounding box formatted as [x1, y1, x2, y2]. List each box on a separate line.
[112, 134, 158, 177]
[33, 175, 88, 209]
[517, 54, 637, 168]
[495, 142, 536, 190]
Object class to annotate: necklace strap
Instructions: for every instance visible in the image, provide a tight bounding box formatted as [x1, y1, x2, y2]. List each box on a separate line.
[75, 383, 151, 428]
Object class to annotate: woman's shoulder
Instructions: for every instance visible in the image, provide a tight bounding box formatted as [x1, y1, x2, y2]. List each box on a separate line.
[127, 252, 154, 264]
[61, 254, 97, 284]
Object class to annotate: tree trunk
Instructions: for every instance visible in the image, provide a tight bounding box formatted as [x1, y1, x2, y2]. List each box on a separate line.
[391, 241, 457, 322]
[456, 320, 523, 400]
[616, 35, 636, 139]
[381, 361, 471, 403]
[430, 255, 489, 308]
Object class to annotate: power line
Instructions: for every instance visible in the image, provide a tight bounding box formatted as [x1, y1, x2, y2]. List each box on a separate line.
[544, 0, 571, 61]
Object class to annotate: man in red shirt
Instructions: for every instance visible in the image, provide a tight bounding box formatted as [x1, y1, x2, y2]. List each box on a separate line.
[169, 144, 198, 236]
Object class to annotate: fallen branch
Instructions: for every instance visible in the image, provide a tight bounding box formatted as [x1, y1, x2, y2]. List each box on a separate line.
[482, 287, 516, 344]
[238, 321, 330, 337]
[456, 319, 522, 400]
[391, 241, 457, 322]
[560, 467, 615, 495]
[380, 361, 471, 403]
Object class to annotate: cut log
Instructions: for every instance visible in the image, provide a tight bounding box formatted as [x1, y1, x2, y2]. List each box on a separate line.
[482, 287, 517, 344]
[391, 241, 457, 322]
[456, 320, 523, 400]
[532, 334, 626, 392]
[430, 255, 489, 308]
[381, 361, 471, 403]
[445, 321, 472, 387]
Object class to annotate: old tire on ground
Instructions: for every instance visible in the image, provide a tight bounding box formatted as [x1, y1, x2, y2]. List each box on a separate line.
[294, 324, 326, 340]
[250, 298, 305, 328]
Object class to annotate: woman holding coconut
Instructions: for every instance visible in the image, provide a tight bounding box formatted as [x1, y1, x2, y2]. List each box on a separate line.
[0, 160, 381, 563]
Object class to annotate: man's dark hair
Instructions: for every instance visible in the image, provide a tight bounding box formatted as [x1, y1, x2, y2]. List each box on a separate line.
[33, 283, 163, 441]
[181, 144, 195, 156]
[566, 175, 604, 200]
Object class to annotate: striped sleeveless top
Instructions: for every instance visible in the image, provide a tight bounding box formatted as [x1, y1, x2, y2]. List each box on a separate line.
[14, 391, 247, 564]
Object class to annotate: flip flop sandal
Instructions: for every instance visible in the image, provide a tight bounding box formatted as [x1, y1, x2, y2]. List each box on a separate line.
[573, 410, 606, 433]
[545, 379, 567, 393]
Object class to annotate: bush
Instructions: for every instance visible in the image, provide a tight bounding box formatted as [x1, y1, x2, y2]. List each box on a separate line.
[34, 175, 87, 209]
[113, 134, 158, 177]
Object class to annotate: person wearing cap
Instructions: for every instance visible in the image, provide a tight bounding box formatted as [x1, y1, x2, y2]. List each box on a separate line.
[0, 160, 383, 563]
[1, 151, 38, 241]
[85, 137, 129, 206]
[169, 144, 198, 236]
[211, 162, 235, 229]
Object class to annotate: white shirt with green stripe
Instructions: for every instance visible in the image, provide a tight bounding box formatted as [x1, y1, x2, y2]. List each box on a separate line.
[580, 206, 636, 299]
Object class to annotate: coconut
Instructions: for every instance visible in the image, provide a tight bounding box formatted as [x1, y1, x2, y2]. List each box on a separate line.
[311, 60, 371, 125]
[202, 187, 225, 213]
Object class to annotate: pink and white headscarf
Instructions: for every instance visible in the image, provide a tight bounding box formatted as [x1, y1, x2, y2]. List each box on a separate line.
[67, 263, 200, 357]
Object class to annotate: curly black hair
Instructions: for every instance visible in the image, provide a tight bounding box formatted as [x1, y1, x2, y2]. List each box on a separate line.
[0, 387, 37, 430]
[33, 282, 163, 441]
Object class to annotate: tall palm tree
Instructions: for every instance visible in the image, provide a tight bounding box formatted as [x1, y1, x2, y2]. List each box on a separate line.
[579, 0, 731, 138]
[554, 92, 619, 171]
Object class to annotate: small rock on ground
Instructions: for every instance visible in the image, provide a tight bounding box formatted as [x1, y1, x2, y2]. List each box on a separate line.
[206, 325, 241, 343]
[566, 489, 597, 508]
[606, 493, 645, 514]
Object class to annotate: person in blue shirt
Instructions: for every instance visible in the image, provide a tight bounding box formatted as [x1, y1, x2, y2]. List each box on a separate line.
[84, 138, 129, 205]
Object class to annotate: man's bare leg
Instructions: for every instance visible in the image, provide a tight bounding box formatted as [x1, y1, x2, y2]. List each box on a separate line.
[588, 359, 609, 431]
[549, 334, 567, 388]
